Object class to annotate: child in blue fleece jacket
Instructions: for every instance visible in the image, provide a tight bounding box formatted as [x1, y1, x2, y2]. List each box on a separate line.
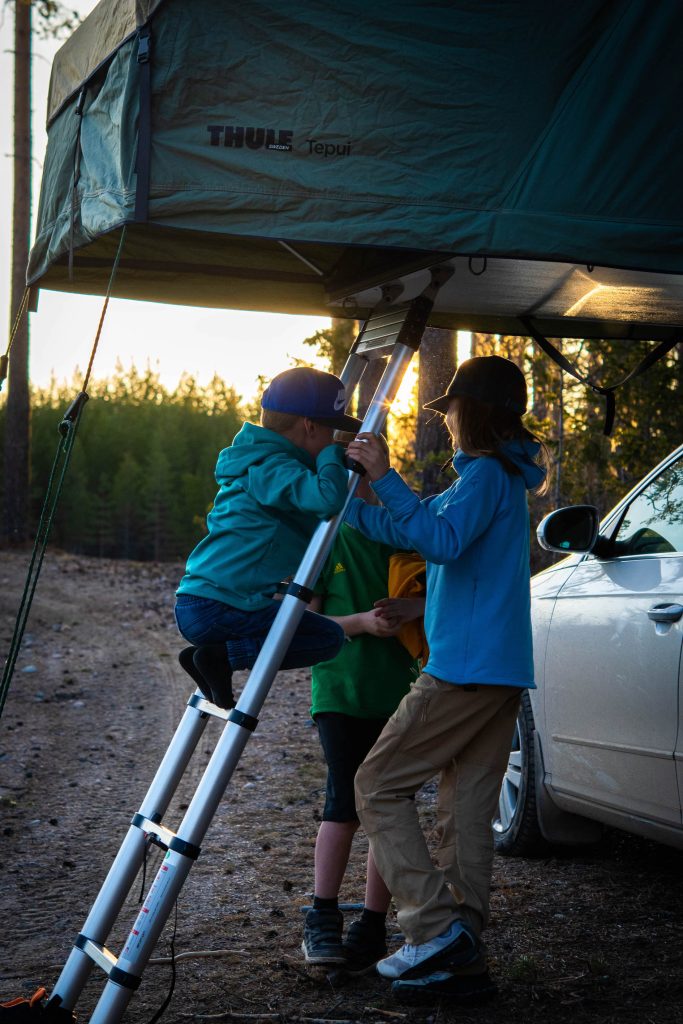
[345, 355, 548, 997]
[174, 367, 361, 708]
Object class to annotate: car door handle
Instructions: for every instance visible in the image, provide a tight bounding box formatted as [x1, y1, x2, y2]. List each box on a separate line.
[647, 603, 683, 623]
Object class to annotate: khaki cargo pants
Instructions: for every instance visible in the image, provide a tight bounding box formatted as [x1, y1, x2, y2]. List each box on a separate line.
[355, 673, 522, 945]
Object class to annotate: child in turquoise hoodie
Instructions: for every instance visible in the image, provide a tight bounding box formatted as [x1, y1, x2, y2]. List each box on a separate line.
[175, 367, 361, 708]
[345, 356, 549, 999]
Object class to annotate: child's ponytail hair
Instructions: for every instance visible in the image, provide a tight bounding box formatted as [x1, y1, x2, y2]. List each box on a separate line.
[445, 396, 551, 494]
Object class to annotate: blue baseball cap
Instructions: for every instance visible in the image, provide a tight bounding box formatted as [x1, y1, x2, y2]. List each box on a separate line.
[261, 367, 363, 431]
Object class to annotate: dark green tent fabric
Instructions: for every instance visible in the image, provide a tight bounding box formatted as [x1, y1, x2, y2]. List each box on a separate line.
[28, 0, 683, 337]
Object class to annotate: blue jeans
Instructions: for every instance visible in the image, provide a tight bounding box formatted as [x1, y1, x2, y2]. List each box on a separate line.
[174, 594, 344, 672]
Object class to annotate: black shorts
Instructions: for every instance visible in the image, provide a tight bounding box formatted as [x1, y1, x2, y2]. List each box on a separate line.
[315, 712, 387, 822]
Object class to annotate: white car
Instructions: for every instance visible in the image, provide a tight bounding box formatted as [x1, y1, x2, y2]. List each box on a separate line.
[494, 443, 683, 855]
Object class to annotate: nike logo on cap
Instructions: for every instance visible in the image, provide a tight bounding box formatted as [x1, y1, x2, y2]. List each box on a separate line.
[334, 389, 346, 411]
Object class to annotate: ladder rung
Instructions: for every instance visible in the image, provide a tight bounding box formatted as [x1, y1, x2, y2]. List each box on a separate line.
[355, 307, 411, 356]
[76, 936, 117, 974]
[188, 692, 230, 720]
[131, 813, 201, 860]
[74, 935, 141, 990]
[364, 307, 410, 331]
[132, 815, 175, 849]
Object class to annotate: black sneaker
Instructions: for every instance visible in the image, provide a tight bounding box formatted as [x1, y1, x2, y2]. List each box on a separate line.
[301, 908, 345, 965]
[342, 918, 388, 975]
[179, 647, 210, 698]
[391, 953, 496, 1005]
[192, 644, 235, 709]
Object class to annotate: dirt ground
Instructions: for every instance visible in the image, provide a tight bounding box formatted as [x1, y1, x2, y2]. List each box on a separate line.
[1, 551, 682, 1024]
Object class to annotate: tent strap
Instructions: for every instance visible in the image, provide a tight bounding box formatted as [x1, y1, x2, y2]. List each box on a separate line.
[134, 25, 152, 222]
[0, 286, 31, 391]
[519, 317, 681, 436]
[68, 87, 87, 281]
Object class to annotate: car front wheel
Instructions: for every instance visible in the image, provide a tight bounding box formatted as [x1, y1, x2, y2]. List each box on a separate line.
[493, 691, 547, 856]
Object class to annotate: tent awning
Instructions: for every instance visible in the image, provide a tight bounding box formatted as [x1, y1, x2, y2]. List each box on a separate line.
[32, 226, 683, 341]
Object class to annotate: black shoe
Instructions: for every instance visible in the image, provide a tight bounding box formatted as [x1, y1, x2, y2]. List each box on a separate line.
[342, 918, 388, 975]
[301, 908, 345, 965]
[192, 644, 235, 709]
[178, 646, 212, 701]
[179, 645, 234, 708]
[391, 954, 496, 1005]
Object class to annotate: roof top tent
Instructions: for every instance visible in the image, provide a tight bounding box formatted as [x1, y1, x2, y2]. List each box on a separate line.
[28, 0, 683, 341]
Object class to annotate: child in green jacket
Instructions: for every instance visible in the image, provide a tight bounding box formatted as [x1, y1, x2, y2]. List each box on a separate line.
[302, 475, 425, 973]
[175, 367, 361, 707]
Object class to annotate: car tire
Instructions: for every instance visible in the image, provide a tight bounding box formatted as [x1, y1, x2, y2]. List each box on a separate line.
[493, 691, 547, 857]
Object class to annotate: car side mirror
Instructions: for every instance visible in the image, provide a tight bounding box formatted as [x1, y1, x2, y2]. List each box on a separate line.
[537, 505, 600, 554]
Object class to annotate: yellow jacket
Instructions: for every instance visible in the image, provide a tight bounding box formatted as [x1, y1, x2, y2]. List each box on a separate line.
[387, 552, 429, 664]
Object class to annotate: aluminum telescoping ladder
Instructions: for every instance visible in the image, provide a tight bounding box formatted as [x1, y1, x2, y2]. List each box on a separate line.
[46, 267, 452, 1024]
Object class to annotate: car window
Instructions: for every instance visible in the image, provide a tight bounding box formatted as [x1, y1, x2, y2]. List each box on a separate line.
[612, 457, 683, 555]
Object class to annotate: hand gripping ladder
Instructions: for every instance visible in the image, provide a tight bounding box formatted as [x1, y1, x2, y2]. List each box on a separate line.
[45, 265, 453, 1024]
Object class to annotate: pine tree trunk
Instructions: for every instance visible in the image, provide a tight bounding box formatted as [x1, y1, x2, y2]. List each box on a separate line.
[3, 2, 32, 545]
[414, 328, 456, 497]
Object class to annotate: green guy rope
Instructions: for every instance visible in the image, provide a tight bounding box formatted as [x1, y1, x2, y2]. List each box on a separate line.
[0, 227, 127, 719]
[0, 405, 85, 716]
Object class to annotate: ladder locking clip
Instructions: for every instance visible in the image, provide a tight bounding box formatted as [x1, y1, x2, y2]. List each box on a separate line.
[345, 455, 366, 476]
[228, 708, 259, 733]
[283, 581, 314, 603]
[74, 935, 142, 991]
[131, 813, 201, 861]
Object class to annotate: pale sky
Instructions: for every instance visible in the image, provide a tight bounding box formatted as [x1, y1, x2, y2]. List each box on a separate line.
[0, 2, 330, 401]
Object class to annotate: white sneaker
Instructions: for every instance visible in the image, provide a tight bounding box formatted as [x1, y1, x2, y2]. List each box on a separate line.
[376, 919, 477, 980]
